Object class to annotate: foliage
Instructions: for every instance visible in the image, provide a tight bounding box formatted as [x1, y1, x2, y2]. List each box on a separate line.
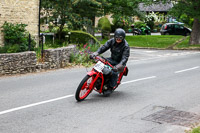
[134, 21, 147, 29]
[190, 127, 200, 133]
[41, 0, 144, 37]
[98, 17, 111, 39]
[108, 0, 141, 18]
[0, 44, 20, 53]
[69, 31, 100, 46]
[70, 44, 99, 67]
[145, 12, 157, 30]
[178, 14, 194, 28]
[41, 0, 110, 36]
[0, 22, 36, 53]
[98, 17, 111, 32]
[38, 31, 100, 55]
[112, 16, 133, 32]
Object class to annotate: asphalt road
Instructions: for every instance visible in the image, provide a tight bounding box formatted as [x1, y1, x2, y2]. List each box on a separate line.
[0, 49, 200, 133]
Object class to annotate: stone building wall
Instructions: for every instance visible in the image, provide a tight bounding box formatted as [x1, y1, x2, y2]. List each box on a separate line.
[0, 0, 39, 46]
[0, 45, 75, 76]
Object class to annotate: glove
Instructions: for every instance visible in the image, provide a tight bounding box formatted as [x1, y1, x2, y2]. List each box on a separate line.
[89, 52, 99, 59]
[112, 66, 118, 72]
[113, 64, 124, 72]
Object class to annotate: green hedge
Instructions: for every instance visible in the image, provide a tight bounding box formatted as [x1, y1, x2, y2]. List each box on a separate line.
[98, 17, 111, 32]
[69, 31, 100, 45]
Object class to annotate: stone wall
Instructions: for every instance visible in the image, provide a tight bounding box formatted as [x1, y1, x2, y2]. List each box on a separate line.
[0, 51, 37, 75]
[0, 45, 75, 76]
[43, 45, 74, 69]
[0, 0, 39, 46]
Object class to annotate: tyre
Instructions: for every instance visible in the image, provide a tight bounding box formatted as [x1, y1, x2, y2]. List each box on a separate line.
[165, 32, 170, 35]
[75, 75, 94, 101]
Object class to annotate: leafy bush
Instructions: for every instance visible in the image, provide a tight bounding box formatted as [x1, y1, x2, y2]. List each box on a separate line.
[98, 17, 111, 32]
[145, 15, 155, 30]
[70, 44, 98, 67]
[112, 16, 133, 32]
[68, 31, 100, 46]
[134, 21, 147, 29]
[98, 17, 112, 39]
[0, 22, 36, 53]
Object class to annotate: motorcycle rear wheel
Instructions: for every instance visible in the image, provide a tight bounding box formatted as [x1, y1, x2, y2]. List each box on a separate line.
[75, 75, 94, 101]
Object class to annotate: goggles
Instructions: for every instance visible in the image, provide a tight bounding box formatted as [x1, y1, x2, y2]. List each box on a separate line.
[115, 36, 124, 41]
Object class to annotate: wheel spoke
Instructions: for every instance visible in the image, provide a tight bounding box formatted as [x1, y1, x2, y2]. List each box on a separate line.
[79, 77, 93, 99]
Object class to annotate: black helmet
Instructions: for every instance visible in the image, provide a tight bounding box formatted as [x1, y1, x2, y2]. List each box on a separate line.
[114, 28, 126, 40]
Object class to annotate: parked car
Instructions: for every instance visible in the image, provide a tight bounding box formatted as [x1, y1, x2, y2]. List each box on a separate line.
[160, 23, 191, 36]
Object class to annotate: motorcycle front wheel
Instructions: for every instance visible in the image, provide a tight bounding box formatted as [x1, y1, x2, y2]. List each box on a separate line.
[75, 75, 94, 101]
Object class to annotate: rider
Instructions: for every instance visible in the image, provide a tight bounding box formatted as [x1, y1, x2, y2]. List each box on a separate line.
[90, 28, 130, 95]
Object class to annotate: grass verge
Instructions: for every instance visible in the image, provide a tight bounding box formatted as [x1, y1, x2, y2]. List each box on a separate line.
[175, 36, 200, 49]
[100, 35, 200, 49]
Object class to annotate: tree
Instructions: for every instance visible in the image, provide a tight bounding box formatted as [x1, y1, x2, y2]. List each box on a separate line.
[72, 0, 106, 35]
[41, 0, 144, 39]
[143, 0, 200, 45]
[41, 0, 109, 36]
[107, 0, 141, 17]
[169, 0, 200, 45]
[41, 0, 75, 40]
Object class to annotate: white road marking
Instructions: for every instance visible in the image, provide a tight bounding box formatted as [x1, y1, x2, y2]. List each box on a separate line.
[130, 57, 161, 62]
[121, 76, 157, 85]
[175, 66, 199, 74]
[0, 76, 157, 115]
[0, 94, 74, 115]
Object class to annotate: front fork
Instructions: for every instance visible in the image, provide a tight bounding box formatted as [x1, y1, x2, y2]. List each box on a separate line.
[87, 69, 104, 93]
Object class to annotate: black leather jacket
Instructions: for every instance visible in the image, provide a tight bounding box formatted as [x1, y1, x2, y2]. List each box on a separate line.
[97, 38, 130, 66]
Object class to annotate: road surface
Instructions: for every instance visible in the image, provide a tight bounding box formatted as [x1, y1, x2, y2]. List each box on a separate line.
[0, 49, 200, 133]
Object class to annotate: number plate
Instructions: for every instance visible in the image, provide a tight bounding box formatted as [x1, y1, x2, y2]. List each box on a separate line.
[93, 61, 105, 72]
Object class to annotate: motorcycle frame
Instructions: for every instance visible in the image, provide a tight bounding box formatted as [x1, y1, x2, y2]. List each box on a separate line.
[86, 56, 127, 94]
[87, 69, 105, 93]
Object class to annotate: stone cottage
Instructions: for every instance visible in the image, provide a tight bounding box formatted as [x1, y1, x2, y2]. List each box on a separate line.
[0, 0, 39, 46]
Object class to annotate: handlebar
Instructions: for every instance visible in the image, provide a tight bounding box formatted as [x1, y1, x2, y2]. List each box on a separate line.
[94, 56, 114, 69]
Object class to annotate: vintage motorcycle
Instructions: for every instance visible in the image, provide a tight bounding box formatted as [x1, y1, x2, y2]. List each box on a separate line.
[75, 56, 128, 101]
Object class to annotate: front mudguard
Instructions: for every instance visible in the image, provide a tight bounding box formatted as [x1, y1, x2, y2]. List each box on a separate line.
[87, 70, 97, 76]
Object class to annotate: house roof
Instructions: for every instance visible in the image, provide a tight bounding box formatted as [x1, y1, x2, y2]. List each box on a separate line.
[139, 2, 173, 12]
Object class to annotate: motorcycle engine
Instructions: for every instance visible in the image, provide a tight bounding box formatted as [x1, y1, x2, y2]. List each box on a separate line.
[95, 78, 102, 90]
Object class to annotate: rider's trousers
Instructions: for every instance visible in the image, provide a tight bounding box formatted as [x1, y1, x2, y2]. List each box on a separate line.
[106, 57, 120, 88]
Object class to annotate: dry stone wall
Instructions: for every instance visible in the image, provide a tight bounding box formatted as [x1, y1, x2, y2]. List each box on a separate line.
[0, 45, 75, 76]
[0, 51, 37, 75]
[43, 46, 74, 69]
[0, 0, 39, 46]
